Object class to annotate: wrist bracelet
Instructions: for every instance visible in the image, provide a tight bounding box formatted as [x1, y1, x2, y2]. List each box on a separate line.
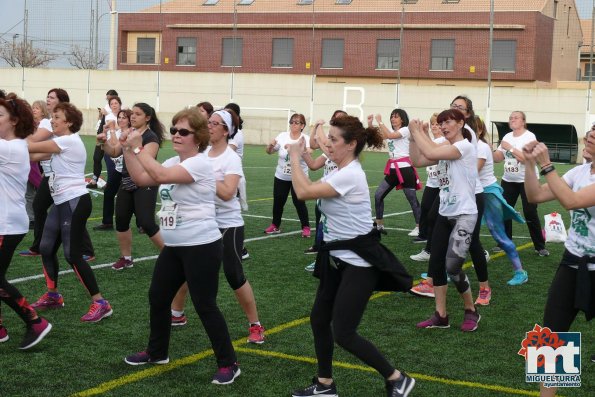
[540, 165, 555, 176]
[540, 163, 552, 170]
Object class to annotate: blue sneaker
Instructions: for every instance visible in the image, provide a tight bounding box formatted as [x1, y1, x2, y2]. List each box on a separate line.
[305, 262, 315, 272]
[507, 270, 528, 286]
[212, 363, 241, 385]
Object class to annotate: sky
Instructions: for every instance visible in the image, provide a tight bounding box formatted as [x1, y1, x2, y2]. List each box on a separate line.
[1, 0, 595, 68]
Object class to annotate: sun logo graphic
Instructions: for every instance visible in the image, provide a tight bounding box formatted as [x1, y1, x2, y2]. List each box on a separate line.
[518, 324, 581, 388]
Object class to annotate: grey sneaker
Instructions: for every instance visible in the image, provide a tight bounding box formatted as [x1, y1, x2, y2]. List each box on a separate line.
[292, 378, 338, 397]
[410, 249, 430, 262]
[536, 249, 550, 257]
[386, 372, 416, 397]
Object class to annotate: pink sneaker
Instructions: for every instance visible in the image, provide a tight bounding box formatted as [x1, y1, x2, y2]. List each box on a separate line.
[171, 314, 187, 327]
[247, 324, 265, 344]
[19, 317, 52, 350]
[474, 287, 492, 306]
[409, 280, 435, 298]
[301, 226, 311, 238]
[416, 311, 450, 329]
[31, 292, 64, 310]
[112, 257, 134, 271]
[461, 309, 481, 332]
[81, 301, 113, 323]
[0, 325, 8, 342]
[264, 224, 280, 234]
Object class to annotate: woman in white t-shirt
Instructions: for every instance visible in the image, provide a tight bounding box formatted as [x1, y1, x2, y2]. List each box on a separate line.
[409, 109, 481, 332]
[371, 109, 421, 237]
[288, 115, 415, 397]
[0, 94, 52, 349]
[28, 102, 112, 323]
[264, 113, 311, 237]
[523, 135, 595, 397]
[122, 108, 239, 385]
[493, 111, 547, 256]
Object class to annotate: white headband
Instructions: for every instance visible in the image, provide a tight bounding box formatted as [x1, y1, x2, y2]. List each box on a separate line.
[214, 110, 233, 135]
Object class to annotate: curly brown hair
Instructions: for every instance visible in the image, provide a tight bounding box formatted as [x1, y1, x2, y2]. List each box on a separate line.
[54, 102, 83, 133]
[172, 108, 209, 152]
[330, 115, 384, 157]
[0, 93, 35, 139]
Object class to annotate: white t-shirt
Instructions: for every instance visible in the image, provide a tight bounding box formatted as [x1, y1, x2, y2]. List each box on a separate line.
[38, 118, 53, 174]
[477, 140, 498, 188]
[437, 139, 478, 217]
[229, 129, 244, 159]
[49, 134, 88, 205]
[386, 126, 411, 167]
[497, 130, 537, 183]
[562, 164, 595, 263]
[322, 154, 338, 177]
[464, 124, 484, 194]
[426, 136, 447, 188]
[158, 154, 221, 247]
[0, 139, 30, 235]
[273, 131, 310, 181]
[107, 129, 124, 173]
[206, 146, 244, 228]
[319, 160, 373, 268]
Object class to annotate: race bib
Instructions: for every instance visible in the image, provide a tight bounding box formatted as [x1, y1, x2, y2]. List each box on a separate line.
[504, 158, 520, 175]
[437, 162, 450, 189]
[47, 172, 56, 194]
[282, 163, 292, 176]
[426, 165, 438, 179]
[158, 203, 178, 230]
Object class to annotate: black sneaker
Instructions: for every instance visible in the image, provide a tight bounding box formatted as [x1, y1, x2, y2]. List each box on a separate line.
[304, 246, 318, 255]
[93, 223, 113, 231]
[591, 354, 594, 363]
[373, 222, 388, 235]
[536, 249, 550, 257]
[241, 247, 250, 260]
[19, 317, 52, 350]
[212, 363, 241, 385]
[292, 377, 338, 397]
[386, 372, 416, 397]
[124, 351, 169, 365]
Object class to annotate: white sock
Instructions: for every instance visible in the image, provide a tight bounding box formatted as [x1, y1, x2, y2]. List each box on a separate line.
[250, 321, 261, 327]
[124, 256, 132, 261]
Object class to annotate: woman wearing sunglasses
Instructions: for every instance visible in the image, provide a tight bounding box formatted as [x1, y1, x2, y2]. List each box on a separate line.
[101, 103, 165, 270]
[264, 113, 311, 237]
[123, 108, 239, 385]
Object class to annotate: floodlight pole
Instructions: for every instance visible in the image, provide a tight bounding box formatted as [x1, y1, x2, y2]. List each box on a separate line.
[396, 2, 404, 109]
[486, 0, 494, 145]
[586, 6, 595, 125]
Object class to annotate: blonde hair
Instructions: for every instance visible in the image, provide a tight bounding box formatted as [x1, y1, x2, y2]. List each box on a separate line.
[32, 100, 50, 119]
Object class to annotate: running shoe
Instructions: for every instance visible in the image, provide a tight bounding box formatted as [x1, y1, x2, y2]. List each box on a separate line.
[124, 351, 170, 366]
[93, 223, 113, 231]
[0, 325, 8, 343]
[491, 246, 503, 253]
[484, 250, 491, 263]
[460, 309, 481, 332]
[507, 270, 528, 286]
[247, 324, 265, 344]
[18, 249, 40, 257]
[81, 300, 113, 323]
[241, 247, 250, 260]
[474, 287, 492, 306]
[212, 363, 241, 385]
[410, 249, 430, 262]
[302, 226, 311, 238]
[83, 255, 96, 262]
[374, 222, 387, 235]
[409, 280, 435, 298]
[264, 224, 280, 234]
[305, 262, 316, 272]
[416, 311, 450, 329]
[171, 313, 187, 327]
[412, 236, 427, 244]
[31, 292, 64, 310]
[591, 354, 595, 363]
[86, 181, 98, 189]
[19, 317, 52, 350]
[408, 226, 419, 237]
[304, 246, 318, 255]
[536, 249, 550, 257]
[386, 372, 416, 397]
[292, 377, 338, 397]
[112, 257, 134, 270]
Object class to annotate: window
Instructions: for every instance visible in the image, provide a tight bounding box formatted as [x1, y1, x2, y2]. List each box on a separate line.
[430, 39, 454, 71]
[298, 0, 313, 5]
[377, 39, 400, 70]
[336, 0, 352, 4]
[238, 0, 254, 4]
[222, 38, 243, 66]
[137, 37, 156, 64]
[553, 0, 558, 19]
[176, 38, 196, 66]
[491, 40, 516, 72]
[272, 38, 294, 67]
[203, 0, 219, 5]
[322, 39, 344, 68]
[584, 63, 595, 81]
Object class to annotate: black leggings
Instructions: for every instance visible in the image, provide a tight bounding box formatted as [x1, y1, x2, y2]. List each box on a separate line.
[501, 180, 545, 251]
[0, 234, 37, 325]
[220, 226, 247, 290]
[91, 145, 104, 181]
[30, 177, 94, 256]
[271, 177, 309, 228]
[418, 186, 440, 240]
[147, 240, 237, 367]
[102, 156, 121, 225]
[311, 260, 394, 379]
[39, 194, 100, 296]
[115, 185, 159, 237]
[374, 167, 421, 223]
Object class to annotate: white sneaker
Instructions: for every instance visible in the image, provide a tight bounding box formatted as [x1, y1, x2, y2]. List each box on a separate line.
[484, 250, 490, 263]
[410, 249, 430, 261]
[408, 226, 419, 237]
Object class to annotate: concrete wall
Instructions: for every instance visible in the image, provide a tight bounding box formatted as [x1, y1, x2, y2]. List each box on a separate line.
[0, 67, 590, 160]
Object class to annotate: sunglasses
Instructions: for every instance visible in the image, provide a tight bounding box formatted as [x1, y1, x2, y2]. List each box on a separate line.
[450, 104, 467, 112]
[208, 120, 224, 127]
[170, 126, 193, 137]
[289, 121, 303, 125]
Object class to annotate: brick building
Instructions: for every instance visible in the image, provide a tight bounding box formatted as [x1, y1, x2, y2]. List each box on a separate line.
[117, 0, 582, 84]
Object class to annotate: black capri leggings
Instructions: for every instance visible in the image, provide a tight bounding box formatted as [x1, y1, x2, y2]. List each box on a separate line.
[101, 156, 121, 226]
[220, 226, 247, 290]
[39, 194, 100, 296]
[418, 186, 440, 241]
[501, 180, 545, 251]
[374, 166, 421, 223]
[0, 234, 37, 324]
[271, 177, 309, 228]
[115, 186, 159, 237]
